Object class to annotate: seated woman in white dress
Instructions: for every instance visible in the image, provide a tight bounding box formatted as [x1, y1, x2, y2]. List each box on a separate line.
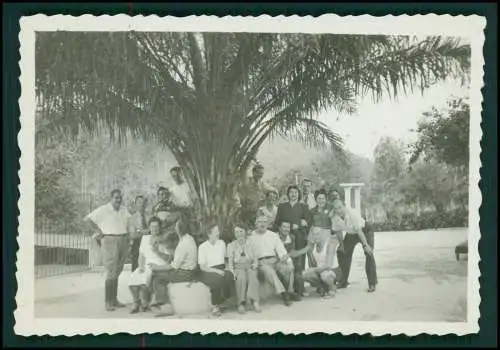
[128, 216, 173, 314]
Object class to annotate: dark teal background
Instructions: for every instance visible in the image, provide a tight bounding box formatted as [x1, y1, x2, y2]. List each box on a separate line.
[3, 2, 497, 348]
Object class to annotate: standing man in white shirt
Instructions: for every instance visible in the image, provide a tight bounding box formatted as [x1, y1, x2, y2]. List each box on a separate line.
[85, 189, 132, 311]
[169, 166, 194, 208]
[331, 199, 378, 292]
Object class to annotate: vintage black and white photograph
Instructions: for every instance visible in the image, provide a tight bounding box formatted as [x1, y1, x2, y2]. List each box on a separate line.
[16, 14, 485, 336]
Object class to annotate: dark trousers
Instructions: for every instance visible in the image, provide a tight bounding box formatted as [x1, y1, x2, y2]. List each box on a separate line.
[130, 238, 141, 272]
[151, 269, 195, 305]
[198, 267, 235, 306]
[292, 229, 307, 295]
[337, 228, 377, 286]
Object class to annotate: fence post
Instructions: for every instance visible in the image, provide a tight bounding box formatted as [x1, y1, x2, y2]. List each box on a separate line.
[89, 237, 103, 268]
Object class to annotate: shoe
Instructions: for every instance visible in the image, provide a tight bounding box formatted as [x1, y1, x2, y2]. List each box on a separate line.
[114, 300, 126, 308]
[105, 302, 115, 312]
[252, 301, 261, 313]
[337, 282, 349, 289]
[290, 293, 302, 302]
[323, 290, 335, 299]
[212, 306, 222, 317]
[281, 293, 291, 307]
[367, 285, 376, 293]
[130, 304, 140, 314]
[154, 303, 175, 317]
[237, 304, 246, 314]
[140, 305, 151, 312]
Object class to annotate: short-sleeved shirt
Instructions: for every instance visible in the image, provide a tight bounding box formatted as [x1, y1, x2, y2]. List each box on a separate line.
[227, 240, 252, 269]
[170, 182, 193, 207]
[139, 235, 169, 266]
[331, 207, 365, 235]
[248, 230, 288, 260]
[310, 205, 333, 230]
[301, 192, 317, 210]
[171, 234, 198, 270]
[239, 177, 276, 210]
[279, 233, 296, 254]
[86, 203, 131, 235]
[198, 239, 226, 268]
[257, 205, 278, 229]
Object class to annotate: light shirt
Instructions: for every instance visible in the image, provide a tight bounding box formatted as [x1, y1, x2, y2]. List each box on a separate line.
[248, 230, 288, 260]
[227, 240, 252, 270]
[312, 243, 328, 267]
[257, 205, 278, 229]
[331, 207, 365, 235]
[301, 192, 316, 210]
[86, 203, 131, 235]
[170, 182, 193, 207]
[139, 235, 169, 266]
[198, 239, 226, 268]
[171, 234, 198, 270]
[127, 211, 149, 239]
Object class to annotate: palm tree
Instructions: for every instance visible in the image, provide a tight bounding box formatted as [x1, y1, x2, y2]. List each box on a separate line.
[35, 32, 470, 240]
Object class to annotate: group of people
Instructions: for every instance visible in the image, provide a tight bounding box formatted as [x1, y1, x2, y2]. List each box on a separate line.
[84, 164, 378, 317]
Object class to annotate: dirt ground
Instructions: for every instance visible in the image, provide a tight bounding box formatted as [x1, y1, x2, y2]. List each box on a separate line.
[34, 228, 468, 322]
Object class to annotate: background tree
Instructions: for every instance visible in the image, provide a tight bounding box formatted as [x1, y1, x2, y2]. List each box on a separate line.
[408, 96, 469, 213]
[410, 97, 470, 170]
[35, 32, 470, 241]
[369, 137, 407, 221]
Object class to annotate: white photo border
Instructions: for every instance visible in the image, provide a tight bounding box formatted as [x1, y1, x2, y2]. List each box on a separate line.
[16, 13, 486, 336]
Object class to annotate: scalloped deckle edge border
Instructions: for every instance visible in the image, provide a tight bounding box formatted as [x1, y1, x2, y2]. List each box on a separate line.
[15, 13, 485, 336]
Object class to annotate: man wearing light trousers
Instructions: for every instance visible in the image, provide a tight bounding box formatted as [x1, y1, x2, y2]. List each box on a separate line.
[85, 189, 132, 311]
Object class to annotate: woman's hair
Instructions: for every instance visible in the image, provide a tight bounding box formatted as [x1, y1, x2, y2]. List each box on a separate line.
[314, 188, 328, 200]
[157, 186, 169, 195]
[205, 217, 219, 235]
[266, 190, 279, 199]
[148, 216, 162, 227]
[234, 222, 248, 231]
[286, 184, 302, 200]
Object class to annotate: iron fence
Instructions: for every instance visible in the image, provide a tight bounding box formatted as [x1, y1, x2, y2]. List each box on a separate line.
[35, 218, 93, 278]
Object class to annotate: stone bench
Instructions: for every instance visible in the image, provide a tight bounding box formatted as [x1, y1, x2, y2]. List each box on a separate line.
[167, 280, 278, 316]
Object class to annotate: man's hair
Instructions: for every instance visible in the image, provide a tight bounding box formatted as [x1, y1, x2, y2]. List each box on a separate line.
[110, 189, 122, 197]
[252, 163, 264, 171]
[176, 217, 191, 236]
[135, 195, 146, 203]
[170, 166, 182, 173]
[286, 184, 302, 201]
[314, 189, 328, 200]
[302, 178, 312, 185]
[279, 221, 291, 227]
[148, 216, 162, 227]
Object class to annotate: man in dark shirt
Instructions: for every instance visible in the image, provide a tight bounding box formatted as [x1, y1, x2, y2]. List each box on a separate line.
[273, 185, 311, 297]
[277, 221, 303, 300]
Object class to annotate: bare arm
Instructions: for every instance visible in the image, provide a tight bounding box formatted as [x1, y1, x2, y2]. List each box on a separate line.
[138, 253, 146, 272]
[335, 230, 344, 249]
[287, 243, 313, 259]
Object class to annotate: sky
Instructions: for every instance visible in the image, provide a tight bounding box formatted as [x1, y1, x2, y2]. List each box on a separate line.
[318, 79, 469, 160]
